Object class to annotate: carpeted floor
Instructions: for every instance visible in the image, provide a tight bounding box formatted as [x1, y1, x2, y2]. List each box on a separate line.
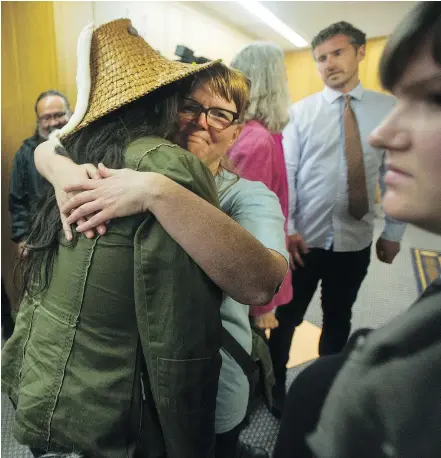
[1, 393, 33, 458]
[2, 214, 440, 457]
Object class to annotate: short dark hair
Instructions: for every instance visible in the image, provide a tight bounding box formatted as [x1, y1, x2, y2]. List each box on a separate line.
[380, 2, 441, 92]
[34, 89, 71, 115]
[311, 21, 366, 51]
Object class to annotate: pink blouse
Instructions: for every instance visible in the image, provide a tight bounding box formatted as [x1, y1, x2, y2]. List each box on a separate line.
[228, 120, 293, 316]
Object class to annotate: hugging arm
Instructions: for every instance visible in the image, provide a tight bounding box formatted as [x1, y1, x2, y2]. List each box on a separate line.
[36, 141, 287, 306]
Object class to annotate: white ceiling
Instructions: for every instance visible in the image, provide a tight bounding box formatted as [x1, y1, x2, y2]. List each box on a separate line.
[195, 1, 419, 50]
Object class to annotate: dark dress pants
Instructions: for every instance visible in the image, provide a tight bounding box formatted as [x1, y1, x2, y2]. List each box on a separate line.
[1, 278, 15, 340]
[215, 421, 243, 458]
[268, 245, 371, 384]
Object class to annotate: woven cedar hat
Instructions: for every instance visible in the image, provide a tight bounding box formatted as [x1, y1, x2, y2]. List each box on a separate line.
[59, 19, 219, 138]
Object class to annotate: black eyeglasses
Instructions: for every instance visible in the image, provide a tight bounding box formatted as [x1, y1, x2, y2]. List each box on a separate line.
[178, 98, 239, 130]
[38, 112, 67, 124]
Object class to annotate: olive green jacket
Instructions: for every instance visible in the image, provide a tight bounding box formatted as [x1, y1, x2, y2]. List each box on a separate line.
[2, 137, 222, 458]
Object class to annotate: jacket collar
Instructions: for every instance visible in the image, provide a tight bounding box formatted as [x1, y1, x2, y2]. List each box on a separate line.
[323, 82, 365, 104]
[24, 134, 45, 149]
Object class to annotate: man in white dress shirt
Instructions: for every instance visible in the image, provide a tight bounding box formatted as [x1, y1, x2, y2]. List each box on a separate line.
[268, 21, 406, 417]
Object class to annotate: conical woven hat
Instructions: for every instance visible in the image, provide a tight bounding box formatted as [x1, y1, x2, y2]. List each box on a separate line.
[66, 19, 219, 136]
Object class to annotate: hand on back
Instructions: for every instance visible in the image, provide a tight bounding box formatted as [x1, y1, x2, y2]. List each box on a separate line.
[62, 164, 154, 237]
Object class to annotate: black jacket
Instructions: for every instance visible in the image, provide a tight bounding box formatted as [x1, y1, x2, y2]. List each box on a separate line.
[308, 277, 441, 458]
[8, 134, 47, 242]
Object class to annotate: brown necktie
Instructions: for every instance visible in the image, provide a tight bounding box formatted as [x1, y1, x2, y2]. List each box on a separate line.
[344, 95, 369, 220]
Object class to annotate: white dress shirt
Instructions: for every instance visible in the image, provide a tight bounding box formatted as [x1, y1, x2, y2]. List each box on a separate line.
[283, 83, 406, 252]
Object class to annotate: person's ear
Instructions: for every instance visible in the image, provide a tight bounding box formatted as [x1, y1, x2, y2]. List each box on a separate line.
[228, 123, 243, 148]
[356, 44, 366, 63]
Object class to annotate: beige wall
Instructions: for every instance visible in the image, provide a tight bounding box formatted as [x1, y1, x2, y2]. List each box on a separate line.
[2, 1, 60, 309]
[53, 1, 95, 107]
[285, 37, 389, 102]
[49, 0, 253, 113]
[1, 1, 94, 308]
[92, 1, 254, 63]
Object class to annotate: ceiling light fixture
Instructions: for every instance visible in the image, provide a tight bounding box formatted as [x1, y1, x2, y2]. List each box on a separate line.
[237, 0, 308, 48]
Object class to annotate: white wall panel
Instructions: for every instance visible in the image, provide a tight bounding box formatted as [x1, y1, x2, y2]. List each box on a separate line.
[93, 1, 254, 64]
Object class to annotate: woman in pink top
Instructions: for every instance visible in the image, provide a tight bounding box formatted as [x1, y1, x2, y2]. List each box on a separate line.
[229, 42, 292, 330]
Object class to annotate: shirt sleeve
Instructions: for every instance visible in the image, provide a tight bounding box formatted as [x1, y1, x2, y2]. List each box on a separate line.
[228, 180, 289, 268]
[228, 134, 274, 191]
[133, 142, 220, 207]
[378, 154, 406, 242]
[9, 147, 30, 242]
[282, 107, 301, 236]
[228, 182, 289, 317]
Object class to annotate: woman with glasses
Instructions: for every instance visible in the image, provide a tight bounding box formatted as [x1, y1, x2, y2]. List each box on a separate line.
[34, 62, 288, 458]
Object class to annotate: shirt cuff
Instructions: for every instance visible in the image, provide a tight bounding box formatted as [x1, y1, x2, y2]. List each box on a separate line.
[249, 304, 276, 317]
[381, 215, 406, 242]
[287, 219, 296, 236]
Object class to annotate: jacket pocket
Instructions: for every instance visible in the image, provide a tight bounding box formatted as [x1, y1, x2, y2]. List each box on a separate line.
[15, 304, 73, 444]
[157, 355, 220, 414]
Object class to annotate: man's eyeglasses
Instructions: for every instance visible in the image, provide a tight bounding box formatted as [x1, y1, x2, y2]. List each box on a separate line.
[38, 112, 67, 124]
[178, 98, 239, 130]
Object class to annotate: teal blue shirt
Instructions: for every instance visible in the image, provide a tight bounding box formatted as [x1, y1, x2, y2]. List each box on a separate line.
[215, 171, 288, 433]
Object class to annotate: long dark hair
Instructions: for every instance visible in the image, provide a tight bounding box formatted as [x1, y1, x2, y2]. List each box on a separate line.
[20, 82, 184, 298]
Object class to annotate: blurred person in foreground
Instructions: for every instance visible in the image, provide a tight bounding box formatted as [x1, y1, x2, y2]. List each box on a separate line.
[274, 2, 441, 457]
